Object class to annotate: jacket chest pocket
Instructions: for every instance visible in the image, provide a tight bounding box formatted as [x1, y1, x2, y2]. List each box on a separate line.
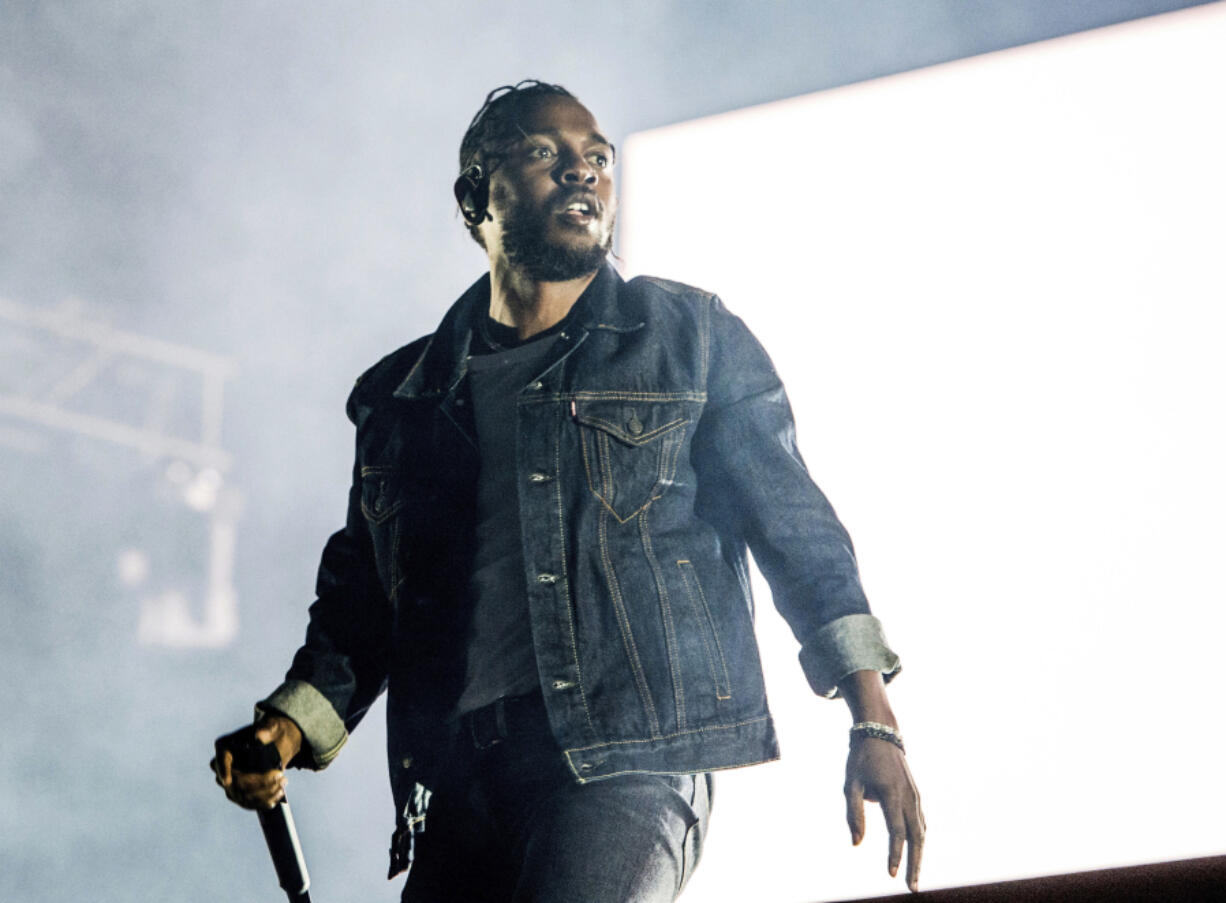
[573, 399, 691, 523]
[360, 466, 405, 598]
[360, 466, 404, 525]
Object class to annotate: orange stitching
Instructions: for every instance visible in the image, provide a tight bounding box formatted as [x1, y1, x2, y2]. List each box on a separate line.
[685, 563, 732, 698]
[555, 405, 596, 736]
[640, 511, 685, 732]
[598, 506, 661, 737]
[677, 561, 729, 700]
[565, 713, 772, 754]
[569, 753, 781, 785]
[387, 522, 402, 603]
[575, 415, 689, 445]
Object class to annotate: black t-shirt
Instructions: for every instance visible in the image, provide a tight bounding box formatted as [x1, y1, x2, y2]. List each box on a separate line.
[452, 309, 573, 717]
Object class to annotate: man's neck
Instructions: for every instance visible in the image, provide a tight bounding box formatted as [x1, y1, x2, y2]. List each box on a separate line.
[487, 259, 599, 340]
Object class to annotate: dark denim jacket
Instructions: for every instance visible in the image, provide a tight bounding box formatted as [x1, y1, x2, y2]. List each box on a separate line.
[258, 264, 899, 873]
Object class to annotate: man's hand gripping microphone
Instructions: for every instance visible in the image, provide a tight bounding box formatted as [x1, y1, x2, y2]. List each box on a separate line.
[215, 725, 313, 903]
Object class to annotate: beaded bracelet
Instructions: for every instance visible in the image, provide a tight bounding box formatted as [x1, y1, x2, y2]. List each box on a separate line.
[850, 721, 905, 754]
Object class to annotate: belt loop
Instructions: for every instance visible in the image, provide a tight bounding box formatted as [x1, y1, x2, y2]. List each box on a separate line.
[469, 706, 497, 750]
[467, 696, 516, 750]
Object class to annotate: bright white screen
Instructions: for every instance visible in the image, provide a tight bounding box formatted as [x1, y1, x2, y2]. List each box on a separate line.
[621, 5, 1226, 900]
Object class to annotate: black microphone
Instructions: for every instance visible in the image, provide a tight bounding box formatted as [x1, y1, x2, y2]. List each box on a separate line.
[217, 726, 313, 903]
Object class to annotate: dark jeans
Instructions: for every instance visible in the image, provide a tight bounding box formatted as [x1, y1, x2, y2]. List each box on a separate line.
[402, 692, 713, 902]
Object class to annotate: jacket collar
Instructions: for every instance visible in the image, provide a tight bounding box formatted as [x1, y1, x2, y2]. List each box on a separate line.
[393, 261, 635, 401]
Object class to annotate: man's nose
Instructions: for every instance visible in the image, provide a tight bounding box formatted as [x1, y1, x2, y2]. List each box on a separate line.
[558, 151, 598, 185]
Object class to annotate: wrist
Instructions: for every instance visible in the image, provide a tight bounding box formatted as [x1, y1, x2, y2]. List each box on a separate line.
[850, 720, 906, 754]
[838, 670, 899, 729]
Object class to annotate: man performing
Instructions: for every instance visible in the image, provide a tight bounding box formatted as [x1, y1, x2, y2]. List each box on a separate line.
[212, 80, 925, 901]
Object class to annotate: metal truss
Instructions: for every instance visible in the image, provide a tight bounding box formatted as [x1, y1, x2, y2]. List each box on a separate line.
[0, 296, 242, 648]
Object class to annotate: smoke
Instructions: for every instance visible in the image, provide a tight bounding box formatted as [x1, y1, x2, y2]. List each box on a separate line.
[0, 2, 1209, 901]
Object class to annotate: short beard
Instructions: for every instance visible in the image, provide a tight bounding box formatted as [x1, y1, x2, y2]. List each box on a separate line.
[497, 188, 614, 282]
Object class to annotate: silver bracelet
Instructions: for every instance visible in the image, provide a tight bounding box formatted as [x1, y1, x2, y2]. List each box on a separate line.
[850, 721, 905, 754]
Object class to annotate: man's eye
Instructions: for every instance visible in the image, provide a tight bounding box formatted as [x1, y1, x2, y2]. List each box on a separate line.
[589, 153, 609, 169]
[530, 146, 554, 159]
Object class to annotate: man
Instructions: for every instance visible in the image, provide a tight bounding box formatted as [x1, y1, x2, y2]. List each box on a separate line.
[213, 80, 924, 901]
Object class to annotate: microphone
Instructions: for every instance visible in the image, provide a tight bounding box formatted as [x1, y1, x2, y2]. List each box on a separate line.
[217, 726, 313, 903]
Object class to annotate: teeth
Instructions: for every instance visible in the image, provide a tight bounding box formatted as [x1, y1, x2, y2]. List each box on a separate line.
[566, 202, 591, 213]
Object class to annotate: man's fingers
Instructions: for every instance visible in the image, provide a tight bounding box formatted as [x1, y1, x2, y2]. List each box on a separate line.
[884, 798, 906, 878]
[844, 780, 866, 845]
[906, 826, 924, 893]
[846, 737, 925, 891]
[904, 788, 926, 892]
[270, 773, 288, 805]
[225, 769, 285, 809]
[214, 745, 286, 809]
[213, 750, 233, 786]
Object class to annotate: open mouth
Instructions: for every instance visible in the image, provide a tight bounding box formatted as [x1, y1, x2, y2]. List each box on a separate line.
[557, 195, 598, 224]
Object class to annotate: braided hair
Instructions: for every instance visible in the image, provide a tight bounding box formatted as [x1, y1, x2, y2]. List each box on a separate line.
[456, 80, 576, 244]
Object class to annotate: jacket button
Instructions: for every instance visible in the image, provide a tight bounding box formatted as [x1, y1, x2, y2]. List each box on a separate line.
[527, 380, 544, 391]
[626, 416, 644, 436]
[551, 679, 575, 690]
[401, 756, 413, 769]
[536, 573, 559, 585]
[528, 472, 551, 484]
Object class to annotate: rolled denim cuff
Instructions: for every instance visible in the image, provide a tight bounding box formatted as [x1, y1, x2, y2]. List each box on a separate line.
[255, 679, 349, 770]
[798, 614, 902, 699]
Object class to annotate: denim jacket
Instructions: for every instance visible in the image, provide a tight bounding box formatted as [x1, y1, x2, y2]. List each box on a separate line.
[258, 263, 900, 875]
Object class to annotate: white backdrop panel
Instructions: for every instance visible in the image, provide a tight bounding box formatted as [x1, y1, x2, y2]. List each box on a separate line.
[621, 4, 1226, 900]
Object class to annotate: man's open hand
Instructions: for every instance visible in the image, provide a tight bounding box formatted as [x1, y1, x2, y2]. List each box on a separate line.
[844, 735, 925, 892]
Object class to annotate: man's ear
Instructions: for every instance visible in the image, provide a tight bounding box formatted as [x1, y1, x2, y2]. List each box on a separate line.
[455, 164, 490, 226]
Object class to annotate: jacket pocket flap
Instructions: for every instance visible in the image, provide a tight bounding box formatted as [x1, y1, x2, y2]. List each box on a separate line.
[572, 399, 691, 447]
